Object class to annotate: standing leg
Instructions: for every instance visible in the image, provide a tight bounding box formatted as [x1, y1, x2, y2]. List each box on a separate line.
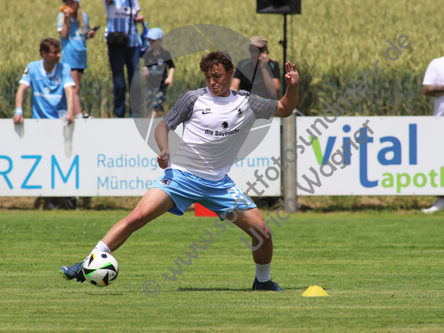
[231, 207, 282, 291]
[108, 45, 127, 118]
[232, 208, 273, 265]
[152, 87, 166, 118]
[125, 47, 140, 117]
[70, 70, 83, 117]
[422, 196, 444, 213]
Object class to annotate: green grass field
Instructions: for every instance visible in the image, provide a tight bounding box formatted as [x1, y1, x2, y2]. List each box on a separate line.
[1, 209, 444, 332]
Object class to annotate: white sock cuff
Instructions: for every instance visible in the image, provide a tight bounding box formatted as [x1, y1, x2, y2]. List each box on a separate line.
[255, 262, 271, 282]
[76, 113, 84, 119]
[89, 241, 112, 258]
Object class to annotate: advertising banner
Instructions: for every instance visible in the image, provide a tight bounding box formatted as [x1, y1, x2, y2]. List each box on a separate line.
[0, 118, 281, 197]
[297, 116, 444, 195]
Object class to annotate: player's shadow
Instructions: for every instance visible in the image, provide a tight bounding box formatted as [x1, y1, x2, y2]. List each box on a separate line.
[178, 287, 250, 292]
[177, 286, 305, 292]
[79, 291, 138, 296]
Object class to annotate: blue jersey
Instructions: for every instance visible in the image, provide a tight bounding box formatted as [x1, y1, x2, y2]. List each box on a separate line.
[57, 12, 89, 69]
[19, 60, 75, 119]
[103, 0, 141, 47]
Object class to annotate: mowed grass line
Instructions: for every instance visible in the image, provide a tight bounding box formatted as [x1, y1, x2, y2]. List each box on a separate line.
[1, 210, 444, 332]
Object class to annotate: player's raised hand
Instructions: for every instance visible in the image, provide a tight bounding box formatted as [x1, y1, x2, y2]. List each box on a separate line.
[284, 62, 299, 87]
[157, 150, 170, 169]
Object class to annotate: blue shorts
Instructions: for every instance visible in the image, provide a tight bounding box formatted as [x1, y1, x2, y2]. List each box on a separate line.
[153, 169, 256, 218]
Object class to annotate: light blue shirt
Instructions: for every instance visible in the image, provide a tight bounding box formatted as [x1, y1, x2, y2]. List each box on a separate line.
[19, 60, 75, 119]
[103, 0, 141, 47]
[57, 12, 89, 69]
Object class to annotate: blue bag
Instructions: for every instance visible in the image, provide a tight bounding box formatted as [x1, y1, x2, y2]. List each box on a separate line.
[138, 21, 150, 57]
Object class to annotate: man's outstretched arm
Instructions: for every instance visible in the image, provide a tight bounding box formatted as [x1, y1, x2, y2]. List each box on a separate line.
[155, 119, 171, 169]
[64, 85, 75, 125]
[423, 84, 444, 97]
[13, 84, 28, 124]
[275, 62, 299, 118]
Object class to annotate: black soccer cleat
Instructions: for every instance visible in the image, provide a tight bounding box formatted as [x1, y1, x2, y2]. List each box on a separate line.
[252, 277, 283, 291]
[59, 260, 86, 283]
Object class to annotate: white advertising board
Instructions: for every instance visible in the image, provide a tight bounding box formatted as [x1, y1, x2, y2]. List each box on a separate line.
[0, 118, 281, 197]
[297, 116, 444, 195]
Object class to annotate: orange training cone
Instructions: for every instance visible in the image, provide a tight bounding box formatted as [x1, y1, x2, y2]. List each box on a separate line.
[194, 203, 218, 217]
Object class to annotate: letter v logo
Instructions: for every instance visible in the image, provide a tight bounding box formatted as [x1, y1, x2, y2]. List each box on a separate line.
[311, 137, 337, 165]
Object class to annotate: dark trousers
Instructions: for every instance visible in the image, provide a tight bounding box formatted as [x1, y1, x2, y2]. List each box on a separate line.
[107, 45, 139, 117]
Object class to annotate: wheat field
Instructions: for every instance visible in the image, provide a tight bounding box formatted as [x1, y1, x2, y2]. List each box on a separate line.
[1, 0, 443, 117]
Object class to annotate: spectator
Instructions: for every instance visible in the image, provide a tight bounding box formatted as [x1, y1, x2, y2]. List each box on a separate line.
[103, 0, 144, 118]
[13, 38, 74, 125]
[142, 27, 175, 118]
[421, 56, 444, 213]
[58, 0, 96, 119]
[13, 38, 76, 210]
[230, 36, 280, 99]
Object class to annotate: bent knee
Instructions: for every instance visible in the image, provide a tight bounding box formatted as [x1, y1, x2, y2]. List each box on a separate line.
[125, 210, 148, 230]
[251, 224, 273, 241]
[262, 228, 273, 241]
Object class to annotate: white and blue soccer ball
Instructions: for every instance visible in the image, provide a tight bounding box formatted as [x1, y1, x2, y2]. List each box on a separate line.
[82, 252, 119, 287]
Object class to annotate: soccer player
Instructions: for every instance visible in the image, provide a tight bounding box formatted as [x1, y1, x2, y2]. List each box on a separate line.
[13, 38, 75, 125]
[421, 55, 444, 213]
[60, 51, 299, 291]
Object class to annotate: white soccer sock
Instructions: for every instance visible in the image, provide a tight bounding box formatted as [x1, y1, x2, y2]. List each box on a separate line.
[88, 241, 111, 258]
[255, 262, 271, 282]
[75, 113, 84, 119]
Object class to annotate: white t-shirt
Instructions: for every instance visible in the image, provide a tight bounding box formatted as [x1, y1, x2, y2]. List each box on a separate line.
[423, 56, 444, 116]
[164, 88, 278, 181]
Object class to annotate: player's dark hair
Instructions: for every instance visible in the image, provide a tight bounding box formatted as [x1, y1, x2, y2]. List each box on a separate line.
[199, 51, 233, 73]
[39, 38, 61, 57]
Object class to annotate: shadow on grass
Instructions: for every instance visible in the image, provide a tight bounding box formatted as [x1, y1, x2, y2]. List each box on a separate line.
[68, 290, 138, 296]
[177, 286, 306, 292]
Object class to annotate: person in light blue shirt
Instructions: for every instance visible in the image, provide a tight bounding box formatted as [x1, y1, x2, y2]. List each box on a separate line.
[13, 38, 75, 125]
[103, 0, 144, 117]
[58, 0, 96, 119]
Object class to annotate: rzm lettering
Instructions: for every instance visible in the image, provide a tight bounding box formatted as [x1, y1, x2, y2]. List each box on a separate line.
[0, 155, 79, 190]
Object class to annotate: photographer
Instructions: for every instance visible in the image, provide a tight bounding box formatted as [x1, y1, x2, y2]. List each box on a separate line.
[231, 36, 280, 99]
